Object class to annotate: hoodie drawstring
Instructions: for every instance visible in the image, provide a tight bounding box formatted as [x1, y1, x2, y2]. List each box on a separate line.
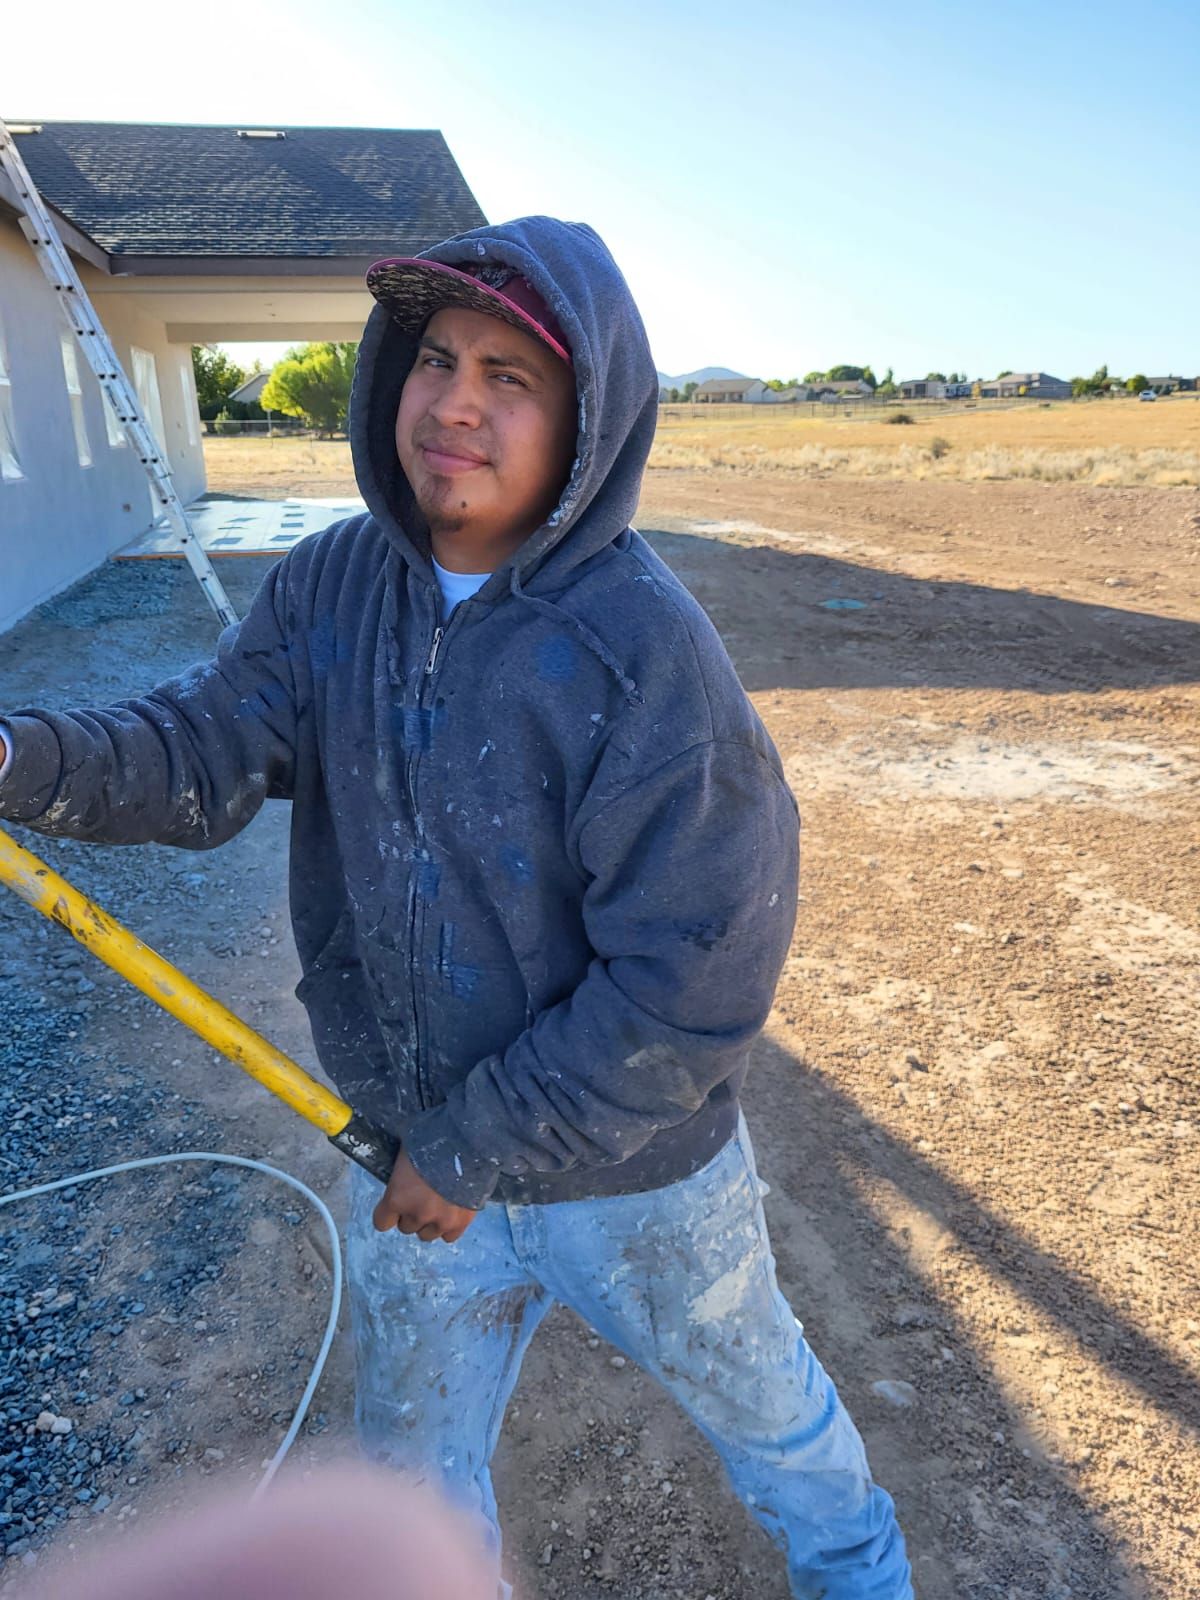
[508, 565, 643, 707]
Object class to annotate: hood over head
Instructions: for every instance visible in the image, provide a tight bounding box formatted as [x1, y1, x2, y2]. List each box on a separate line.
[349, 216, 658, 594]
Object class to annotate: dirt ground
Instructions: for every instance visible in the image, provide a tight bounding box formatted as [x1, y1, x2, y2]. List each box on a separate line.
[1, 468, 1198, 1598]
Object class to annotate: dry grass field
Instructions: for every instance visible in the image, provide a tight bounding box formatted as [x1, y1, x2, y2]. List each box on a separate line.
[651, 394, 1200, 486]
[202, 395, 1200, 495]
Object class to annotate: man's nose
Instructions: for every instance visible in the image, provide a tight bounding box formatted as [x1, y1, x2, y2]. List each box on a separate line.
[429, 369, 486, 426]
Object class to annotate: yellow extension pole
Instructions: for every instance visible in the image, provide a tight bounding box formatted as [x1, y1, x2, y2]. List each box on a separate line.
[0, 825, 399, 1181]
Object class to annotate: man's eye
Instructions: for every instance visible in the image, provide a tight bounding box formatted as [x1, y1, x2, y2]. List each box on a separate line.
[495, 373, 525, 386]
[423, 356, 450, 370]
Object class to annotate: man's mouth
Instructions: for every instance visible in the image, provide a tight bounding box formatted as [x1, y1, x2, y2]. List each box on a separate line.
[419, 442, 489, 475]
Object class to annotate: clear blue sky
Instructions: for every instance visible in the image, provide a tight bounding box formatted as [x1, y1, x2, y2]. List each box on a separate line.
[10, 0, 1198, 380]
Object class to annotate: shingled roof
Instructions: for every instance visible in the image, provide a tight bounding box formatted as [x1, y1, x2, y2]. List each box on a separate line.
[8, 121, 486, 263]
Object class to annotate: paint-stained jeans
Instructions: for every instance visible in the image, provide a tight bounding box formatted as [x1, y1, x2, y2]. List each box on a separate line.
[347, 1115, 913, 1599]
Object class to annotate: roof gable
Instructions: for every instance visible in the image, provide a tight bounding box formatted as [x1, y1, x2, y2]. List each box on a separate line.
[9, 121, 486, 259]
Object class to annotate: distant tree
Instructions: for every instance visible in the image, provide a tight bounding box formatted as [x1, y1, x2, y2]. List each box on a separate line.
[925, 371, 948, 383]
[826, 365, 866, 382]
[667, 387, 681, 402]
[875, 365, 897, 398]
[259, 342, 358, 435]
[683, 380, 698, 401]
[803, 369, 825, 385]
[1070, 364, 1113, 399]
[765, 379, 786, 391]
[1126, 374, 1149, 393]
[192, 345, 246, 420]
[862, 366, 877, 390]
[997, 369, 1013, 379]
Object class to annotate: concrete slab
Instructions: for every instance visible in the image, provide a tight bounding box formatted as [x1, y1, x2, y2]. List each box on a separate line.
[116, 496, 366, 560]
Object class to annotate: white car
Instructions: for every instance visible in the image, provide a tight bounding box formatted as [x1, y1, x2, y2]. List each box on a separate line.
[1139, 389, 1157, 402]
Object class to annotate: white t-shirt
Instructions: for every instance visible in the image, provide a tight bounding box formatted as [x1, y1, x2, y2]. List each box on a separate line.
[432, 558, 490, 621]
[0, 561, 493, 782]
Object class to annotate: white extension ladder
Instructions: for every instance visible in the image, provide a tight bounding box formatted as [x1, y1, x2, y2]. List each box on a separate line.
[0, 117, 238, 628]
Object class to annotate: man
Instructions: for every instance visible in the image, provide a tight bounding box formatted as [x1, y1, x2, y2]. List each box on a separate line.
[0, 216, 912, 1598]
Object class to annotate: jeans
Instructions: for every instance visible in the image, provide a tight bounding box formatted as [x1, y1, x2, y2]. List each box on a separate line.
[347, 1114, 913, 1599]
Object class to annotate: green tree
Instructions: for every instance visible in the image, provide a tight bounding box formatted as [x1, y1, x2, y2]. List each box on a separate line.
[682, 380, 698, 400]
[997, 369, 1013, 379]
[862, 366, 877, 390]
[1069, 364, 1113, 399]
[925, 371, 947, 383]
[259, 342, 358, 435]
[875, 366, 897, 398]
[667, 387, 681, 402]
[803, 369, 826, 384]
[826, 365, 866, 382]
[765, 378, 786, 391]
[192, 345, 246, 420]
[1126, 374, 1149, 393]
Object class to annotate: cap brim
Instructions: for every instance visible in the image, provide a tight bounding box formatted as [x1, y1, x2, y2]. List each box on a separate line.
[365, 258, 572, 365]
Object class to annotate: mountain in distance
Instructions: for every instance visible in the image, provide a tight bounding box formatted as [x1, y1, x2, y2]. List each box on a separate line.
[656, 366, 746, 390]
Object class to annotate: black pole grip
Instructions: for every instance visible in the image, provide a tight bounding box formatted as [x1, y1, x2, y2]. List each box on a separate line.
[328, 1111, 401, 1185]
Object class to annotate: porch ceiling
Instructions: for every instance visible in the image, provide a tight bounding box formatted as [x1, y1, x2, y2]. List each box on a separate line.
[78, 263, 375, 343]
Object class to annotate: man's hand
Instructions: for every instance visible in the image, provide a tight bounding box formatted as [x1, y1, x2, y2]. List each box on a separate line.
[373, 1147, 478, 1243]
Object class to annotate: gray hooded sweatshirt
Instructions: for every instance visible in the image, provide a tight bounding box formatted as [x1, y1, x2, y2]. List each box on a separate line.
[0, 216, 799, 1209]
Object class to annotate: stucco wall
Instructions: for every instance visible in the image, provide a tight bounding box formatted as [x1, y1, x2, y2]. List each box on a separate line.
[0, 217, 207, 634]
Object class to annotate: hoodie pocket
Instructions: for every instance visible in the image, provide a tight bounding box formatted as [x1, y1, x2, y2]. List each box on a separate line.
[294, 909, 358, 1005]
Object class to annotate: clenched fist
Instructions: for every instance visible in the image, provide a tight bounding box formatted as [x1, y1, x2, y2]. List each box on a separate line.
[373, 1147, 478, 1243]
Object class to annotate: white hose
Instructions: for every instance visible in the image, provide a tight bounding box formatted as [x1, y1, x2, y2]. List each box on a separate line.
[0, 1151, 343, 1501]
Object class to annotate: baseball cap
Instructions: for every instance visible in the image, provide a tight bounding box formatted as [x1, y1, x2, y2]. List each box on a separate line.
[366, 257, 572, 366]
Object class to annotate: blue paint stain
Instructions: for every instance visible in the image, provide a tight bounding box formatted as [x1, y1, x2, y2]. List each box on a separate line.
[415, 852, 441, 901]
[536, 635, 578, 684]
[396, 703, 446, 752]
[438, 923, 481, 998]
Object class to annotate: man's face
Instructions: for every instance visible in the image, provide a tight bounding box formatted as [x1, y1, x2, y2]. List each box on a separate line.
[395, 306, 577, 570]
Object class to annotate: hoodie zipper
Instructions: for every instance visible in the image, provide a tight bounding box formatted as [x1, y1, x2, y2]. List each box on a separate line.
[404, 613, 455, 1109]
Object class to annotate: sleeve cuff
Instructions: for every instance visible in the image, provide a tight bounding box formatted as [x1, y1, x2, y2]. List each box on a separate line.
[403, 1104, 502, 1210]
[0, 715, 67, 822]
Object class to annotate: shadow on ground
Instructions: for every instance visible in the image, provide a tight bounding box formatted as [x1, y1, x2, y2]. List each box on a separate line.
[642, 527, 1200, 695]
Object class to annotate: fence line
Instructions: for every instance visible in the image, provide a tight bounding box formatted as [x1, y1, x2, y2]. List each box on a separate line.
[657, 395, 1071, 425]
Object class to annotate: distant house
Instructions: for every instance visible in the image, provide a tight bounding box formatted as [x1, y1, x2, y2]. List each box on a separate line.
[1146, 375, 1197, 394]
[900, 378, 946, 400]
[0, 119, 485, 634]
[694, 377, 768, 403]
[815, 378, 873, 401]
[768, 385, 818, 403]
[899, 378, 972, 400]
[227, 371, 270, 406]
[979, 372, 1070, 400]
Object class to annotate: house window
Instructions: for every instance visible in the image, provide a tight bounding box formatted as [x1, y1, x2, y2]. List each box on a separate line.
[179, 360, 199, 446]
[60, 334, 92, 468]
[0, 312, 23, 482]
[130, 347, 167, 451]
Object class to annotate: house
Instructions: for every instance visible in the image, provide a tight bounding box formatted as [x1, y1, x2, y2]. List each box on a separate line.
[0, 120, 485, 634]
[899, 378, 972, 401]
[899, 378, 947, 400]
[768, 385, 818, 403]
[1146, 375, 1197, 394]
[694, 377, 768, 403]
[227, 371, 271, 407]
[815, 379, 873, 402]
[978, 371, 1070, 400]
